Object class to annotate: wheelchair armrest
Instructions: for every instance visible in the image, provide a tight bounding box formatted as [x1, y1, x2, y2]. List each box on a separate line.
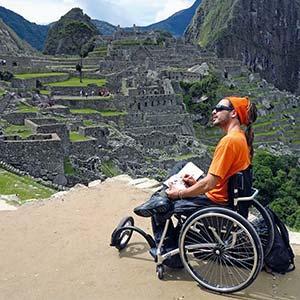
[234, 188, 259, 206]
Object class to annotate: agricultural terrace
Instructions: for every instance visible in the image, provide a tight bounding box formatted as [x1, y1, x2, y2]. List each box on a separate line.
[14, 73, 68, 79]
[48, 77, 107, 87]
[70, 109, 127, 116]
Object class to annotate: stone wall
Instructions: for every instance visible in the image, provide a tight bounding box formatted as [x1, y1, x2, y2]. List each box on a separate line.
[54, 97, 123, 110]
[78, 126, 109, 145]
[3, 112, 38, 125]
[131, 131, 177, 149]
[125, 124, 182, 135]
[25, 118, 70, 153]
[50, 85, 107, 96]
[163, 70, 202, 82]
[0, 133, 64, 179]
[127, 94, 184, 113]
[12, 74, 70, 89]
[125, 112, 192, 128]
[69, 139, 98, 159]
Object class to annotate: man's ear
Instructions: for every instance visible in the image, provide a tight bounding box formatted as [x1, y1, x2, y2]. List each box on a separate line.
[231, 109, 238, 118]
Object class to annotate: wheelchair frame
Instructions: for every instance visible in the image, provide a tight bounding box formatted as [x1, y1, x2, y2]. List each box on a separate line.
[111, 187, 274, 293]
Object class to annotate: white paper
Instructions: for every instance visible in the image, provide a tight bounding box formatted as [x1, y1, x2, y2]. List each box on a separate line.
[163, 162, 204, 189]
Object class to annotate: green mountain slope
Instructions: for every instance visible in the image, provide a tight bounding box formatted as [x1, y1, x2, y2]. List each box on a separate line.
[0, 6, 48, 51]
[0, 19, 35, 55]
[185, 0, 300, 93]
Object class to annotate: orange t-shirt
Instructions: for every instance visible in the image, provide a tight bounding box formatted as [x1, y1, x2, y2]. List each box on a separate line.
[205, 130, 250, 204]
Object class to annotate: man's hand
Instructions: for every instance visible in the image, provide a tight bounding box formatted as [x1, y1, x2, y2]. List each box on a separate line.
[166, 186, 180, 200]
[183, 174, 197, 187]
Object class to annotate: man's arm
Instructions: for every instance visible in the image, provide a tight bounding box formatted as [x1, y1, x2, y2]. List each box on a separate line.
[166, 173, 219, 200]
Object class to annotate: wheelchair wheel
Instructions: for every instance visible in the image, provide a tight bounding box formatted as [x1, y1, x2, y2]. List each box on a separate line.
[179, 207, 263, 293]
[111, 216, 134, 251]
[156, 264, 164, 280]
[248, 200, 274, 256]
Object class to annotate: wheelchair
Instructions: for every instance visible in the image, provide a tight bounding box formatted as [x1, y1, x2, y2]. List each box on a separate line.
[110, 169, 274, 294]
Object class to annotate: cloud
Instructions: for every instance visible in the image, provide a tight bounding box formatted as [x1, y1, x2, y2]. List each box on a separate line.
[0, 0, 195, 26]
[0, 0, 82, 24]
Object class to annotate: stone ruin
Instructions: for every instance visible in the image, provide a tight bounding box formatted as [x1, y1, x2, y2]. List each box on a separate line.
[0, 32, 299, 187]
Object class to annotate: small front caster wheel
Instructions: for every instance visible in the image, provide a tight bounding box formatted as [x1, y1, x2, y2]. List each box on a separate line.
[111, 216, 134, 251]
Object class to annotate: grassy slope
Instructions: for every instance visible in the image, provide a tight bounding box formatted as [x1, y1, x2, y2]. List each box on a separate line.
[14, 72, 67, 79]
[197, 0, 235, 47]
[0, 168, 55, 202]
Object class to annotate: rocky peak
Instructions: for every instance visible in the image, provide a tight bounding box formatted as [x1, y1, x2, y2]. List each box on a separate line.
[43, 8, 99, 55]
[185, 0, 300, 94]
[60, 7, 91, 23]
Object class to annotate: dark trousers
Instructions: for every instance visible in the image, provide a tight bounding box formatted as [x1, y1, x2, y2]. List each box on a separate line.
[151, 193, 220, 247]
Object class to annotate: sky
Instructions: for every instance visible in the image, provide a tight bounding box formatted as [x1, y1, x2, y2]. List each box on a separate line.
[0, 0, 195, 26]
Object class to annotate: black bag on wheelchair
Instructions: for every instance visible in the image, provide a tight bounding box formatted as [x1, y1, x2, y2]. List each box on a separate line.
[264, 207, 295, 274]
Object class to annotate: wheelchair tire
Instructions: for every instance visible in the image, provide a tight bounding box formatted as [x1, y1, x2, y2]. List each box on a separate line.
[179, 207, 263, 293]
[111, 216, 134, 251]
[248, 200, 274, 256]
[156, 264, 164, 280]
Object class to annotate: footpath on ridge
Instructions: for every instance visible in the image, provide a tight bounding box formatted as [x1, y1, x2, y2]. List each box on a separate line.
[0, 176, 299, 300]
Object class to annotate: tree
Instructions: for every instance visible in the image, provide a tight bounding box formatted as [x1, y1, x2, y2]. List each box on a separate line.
[75, 63, 82, 83]
[253, 150, 300, 230]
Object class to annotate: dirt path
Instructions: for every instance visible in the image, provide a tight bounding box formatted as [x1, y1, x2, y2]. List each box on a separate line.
[0, 180, 299, 300]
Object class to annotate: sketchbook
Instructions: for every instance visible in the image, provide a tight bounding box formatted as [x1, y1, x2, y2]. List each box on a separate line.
[163, 162, 204, 190]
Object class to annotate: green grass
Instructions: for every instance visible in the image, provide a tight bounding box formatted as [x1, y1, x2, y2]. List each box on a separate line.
[89, 49, 107, 57]
[70, 109, 127, 117]
[99, 110, 127, 117]
[113, 39, 140, 46]
[40, 90, 51, 95]
[58, 95, 113, 101]
[83, 120, 96, 126]
[4, 125, 32, 138]
[17, 103, 39, 113]
[48, 77, 107, 87]
[0, 168, 56, 202]
[70, 108, 100, 114]
[199, 0, 235, 47]
[0, 89, 6, 97]
[14, 73, 67, 79]
[100, 160, 121, 177]
[69, 131, 91, 142]
[64, 158, 75, 175]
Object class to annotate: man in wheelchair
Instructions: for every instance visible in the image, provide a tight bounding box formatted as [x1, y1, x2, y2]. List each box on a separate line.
[134, 96, 258, 259]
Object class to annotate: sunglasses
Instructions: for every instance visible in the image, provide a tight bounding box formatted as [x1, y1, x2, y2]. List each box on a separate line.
[213, 105, 233, 112]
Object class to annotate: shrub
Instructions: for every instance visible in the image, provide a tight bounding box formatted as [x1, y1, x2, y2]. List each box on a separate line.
[253, 150, 300, 230]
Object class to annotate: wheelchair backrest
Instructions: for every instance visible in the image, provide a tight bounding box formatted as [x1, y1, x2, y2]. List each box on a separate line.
[228, 166, 253, 215]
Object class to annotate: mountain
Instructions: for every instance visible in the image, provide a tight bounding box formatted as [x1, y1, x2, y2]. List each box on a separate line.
[43, 8, 99, 56]
[0, 19, 35, 55]
[185, 0, 300, 93]
[0, 0, 201, 53]
[0, 6, 48, 51]
[93, 0, 202, 37]
[92, 19, 116, 36]
[137, 0, 202, 37]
